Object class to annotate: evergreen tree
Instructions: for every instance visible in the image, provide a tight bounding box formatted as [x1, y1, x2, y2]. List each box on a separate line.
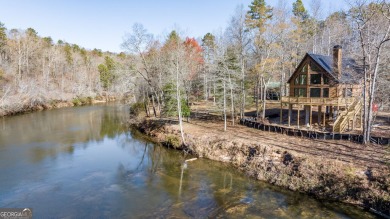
[162, 83, 190, 118]
[202, 33, 215, 49]
[98, 56, 116, 90]
[0, 22, 7, 51]
[293, 0, 309, 21]
[246, 0, 273, 32]
[167, 30, 180, 45]
[63, 43, 73, 65]
[42, 37, 53, 46]
[26, 27, 38, 38]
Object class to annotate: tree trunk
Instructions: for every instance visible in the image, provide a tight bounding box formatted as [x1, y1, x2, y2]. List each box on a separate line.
[213, 75, 216, 105]
[176, 56, 185, 145]
[204, 68, 208, 101]
[228, 70, 235, 126]
[143, 88, 150, 117]
[240, 59, 245, 119]
[262, 77, 267, 120]
[255, 75, 259, 118]
[223, 77, 227, 131]
[151, 94, 157, 117]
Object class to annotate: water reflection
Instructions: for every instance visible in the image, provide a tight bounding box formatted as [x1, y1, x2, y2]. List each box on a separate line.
[0, 103, 379, 218]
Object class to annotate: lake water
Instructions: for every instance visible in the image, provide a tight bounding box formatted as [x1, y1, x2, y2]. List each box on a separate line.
[0, 103, 378, 218]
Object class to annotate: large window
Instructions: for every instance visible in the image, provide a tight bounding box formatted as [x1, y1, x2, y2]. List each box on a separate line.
[294, 88, 307, 97]
[301, 64, 308, 73]
[310, 62, 321, 72]
[310, 74, 321, 84]
[323, 76, 329, 84]
[310, 88, 321, 97]
[323, 88, 329, 98]
[294, 74, 307, 85]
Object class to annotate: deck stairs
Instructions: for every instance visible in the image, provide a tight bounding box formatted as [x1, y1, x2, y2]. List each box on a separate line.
[332, 98, 362, 133]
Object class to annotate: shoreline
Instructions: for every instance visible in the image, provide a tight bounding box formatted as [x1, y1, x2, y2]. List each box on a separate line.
[129, 117, 390, 218]
[0, 96, 118, 117]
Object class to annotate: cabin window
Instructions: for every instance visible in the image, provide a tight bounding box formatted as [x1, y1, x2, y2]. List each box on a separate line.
[301, 64, 308, 73]
[310, 74, 321, 84]
[323, 88, 329, 98]
[294, 74, 307, 85]
[344, 88, 352, 97]
[310, 62, 321, 72]
[323, 76, 329, 84]
[310, 88, 321, 97]
[294, 88, 307, 97]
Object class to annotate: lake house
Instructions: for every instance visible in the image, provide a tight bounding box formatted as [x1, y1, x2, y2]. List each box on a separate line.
[280, 45, 363, 132]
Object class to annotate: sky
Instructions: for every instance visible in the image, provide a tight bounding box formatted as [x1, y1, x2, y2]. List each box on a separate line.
[0, 0, 349, 53]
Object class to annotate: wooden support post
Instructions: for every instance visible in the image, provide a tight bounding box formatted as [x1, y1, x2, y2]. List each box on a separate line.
[323, 106, 326, 127]
[309, 105, 312, 127]
[305, 105, 310, 127]
[318, 106, 322, 125]
[288, 104, 292, 127]
[280, 101, 283, 124]
[297, 105, 300, 128]
[330, 106, 334, 121]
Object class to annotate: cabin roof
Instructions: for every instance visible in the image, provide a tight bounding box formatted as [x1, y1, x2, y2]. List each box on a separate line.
[287, 53, 363, 84]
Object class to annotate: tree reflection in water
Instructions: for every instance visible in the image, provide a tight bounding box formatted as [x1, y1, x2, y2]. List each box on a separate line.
[0, 104, 380, 219]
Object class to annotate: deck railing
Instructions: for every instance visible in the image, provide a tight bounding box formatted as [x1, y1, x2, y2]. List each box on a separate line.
[281, 96, 355, 105]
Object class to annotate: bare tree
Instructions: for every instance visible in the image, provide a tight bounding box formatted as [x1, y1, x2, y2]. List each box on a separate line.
[226, 5, 251, 119]
[349, 0, 390, 143]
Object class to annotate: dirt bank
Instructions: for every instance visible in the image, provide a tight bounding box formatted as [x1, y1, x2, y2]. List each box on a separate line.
[129, 117, 390, 218]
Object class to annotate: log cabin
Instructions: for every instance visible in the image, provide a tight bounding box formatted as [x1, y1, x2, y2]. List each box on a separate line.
[280, 45, 363, 132]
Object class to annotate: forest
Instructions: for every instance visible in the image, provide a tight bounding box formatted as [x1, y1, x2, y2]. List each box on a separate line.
[0, 0, 389, 143]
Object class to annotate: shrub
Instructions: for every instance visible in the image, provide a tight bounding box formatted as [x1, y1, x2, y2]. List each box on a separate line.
[166, 135, 181, 148]
[72, 97, 93, 106]
[129, 102, 144, 116]
[72, 98, 82, 106]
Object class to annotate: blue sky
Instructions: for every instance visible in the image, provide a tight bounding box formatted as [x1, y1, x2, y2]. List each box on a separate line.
[0, 0, 348, 53]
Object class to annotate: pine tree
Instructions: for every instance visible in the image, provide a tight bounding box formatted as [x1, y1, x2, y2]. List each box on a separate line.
[246, 0, 273, 32]
[293, 0, 309, 21]
[98, 56, 116, 90]
[0, 22, 7, 63]
[0, 22, 7, 50]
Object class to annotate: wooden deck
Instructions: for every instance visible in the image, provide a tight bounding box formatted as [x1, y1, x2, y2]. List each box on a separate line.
[281, 96, 355, 106]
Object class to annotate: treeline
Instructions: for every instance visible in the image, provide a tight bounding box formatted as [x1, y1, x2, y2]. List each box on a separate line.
[0, 24, 131, 116]
[1, 0, 389, 143]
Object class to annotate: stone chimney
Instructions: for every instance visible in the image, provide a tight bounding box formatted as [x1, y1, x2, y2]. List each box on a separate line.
[333, 45, 342, 79]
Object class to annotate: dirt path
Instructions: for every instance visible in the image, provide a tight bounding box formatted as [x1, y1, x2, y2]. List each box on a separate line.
[173, 119, 388, 169]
